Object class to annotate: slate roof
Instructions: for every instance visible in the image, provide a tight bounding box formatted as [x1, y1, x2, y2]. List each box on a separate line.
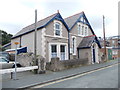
[77, 35, 101, 49]
[12, 13, 59, 39]
[64, 11, 95, 35]
[64, 12, 83, 29]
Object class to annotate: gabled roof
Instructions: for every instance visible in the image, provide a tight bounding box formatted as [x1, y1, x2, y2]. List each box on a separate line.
[77, 35, 101, 49]
[64, 11, 95, 35]
[12, 12, 69, 39]
[64, 12, 83, 29]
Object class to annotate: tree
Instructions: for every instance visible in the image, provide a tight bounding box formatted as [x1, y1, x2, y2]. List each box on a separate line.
[0, 30, 13, 46]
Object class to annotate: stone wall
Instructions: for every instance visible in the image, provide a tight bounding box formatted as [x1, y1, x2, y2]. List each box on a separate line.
[46, 57, 89, 71]
[17, 52, 34, 67]
[17, 53, 46, 74]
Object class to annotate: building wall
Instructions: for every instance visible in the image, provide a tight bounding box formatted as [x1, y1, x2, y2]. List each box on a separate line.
[11, 28, 43, 56]
[78, 48, 92, 64]
[45, 20, 68, 62]
[69, 22, 94, 59]
[45, 20, 68, 38]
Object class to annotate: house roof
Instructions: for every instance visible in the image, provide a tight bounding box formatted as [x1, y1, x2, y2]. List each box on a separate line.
[77, 35, 101, 49]
[64, 11, 95, 35]
[12, 12, 68, 39]
[64, 12, 83, 29]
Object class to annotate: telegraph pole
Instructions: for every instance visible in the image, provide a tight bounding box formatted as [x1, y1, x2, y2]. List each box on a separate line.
[103, 15, 107, 61]
[34, 9, 37, 73]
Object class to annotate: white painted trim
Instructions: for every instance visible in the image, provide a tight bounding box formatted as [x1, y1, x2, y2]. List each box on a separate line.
[54, 20, 62, 37]
[69, 33, 84, 37]
[72, 36, 76, 55]
[91, 43, 99, 64]
[41, 28, 46, 58]
[49, 43, 51, 62]
[49, 42, 68, 62]
[77, 22, 88, 37]
[45, 35, 68, 39]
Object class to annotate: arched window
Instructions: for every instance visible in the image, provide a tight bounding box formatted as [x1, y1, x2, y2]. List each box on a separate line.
[85, 27, 88, 36]
[78, 25, 81, 35]
[55, 22, 61, 36]
[82, 26, 84, 35]
[72, 36, 76, 55]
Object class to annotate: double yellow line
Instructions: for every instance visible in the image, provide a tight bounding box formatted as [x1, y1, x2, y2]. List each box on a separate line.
[32, 63, 119, 88]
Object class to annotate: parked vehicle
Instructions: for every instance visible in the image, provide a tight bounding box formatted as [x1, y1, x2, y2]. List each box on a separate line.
[0, 57, 21, 69]
[0, 52, 10, 59]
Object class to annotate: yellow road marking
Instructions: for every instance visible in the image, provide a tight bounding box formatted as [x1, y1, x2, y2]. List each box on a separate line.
[32, 63, 119, 88]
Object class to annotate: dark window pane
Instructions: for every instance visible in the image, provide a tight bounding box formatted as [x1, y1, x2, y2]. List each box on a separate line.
[51, 45, 57, 53]
[61, 45, 65, 52]
[55, 30, 60, 36]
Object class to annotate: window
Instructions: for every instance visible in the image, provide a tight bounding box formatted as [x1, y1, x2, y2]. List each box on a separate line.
[82, 26, 84, 35]
[112, 40, 115, 44]
[85, 27, 87, 36]
[55, 22, 61, 36]
[72, 37, 76, 55]
[51, 45, 57, 58]
[78, 25, 81, 35]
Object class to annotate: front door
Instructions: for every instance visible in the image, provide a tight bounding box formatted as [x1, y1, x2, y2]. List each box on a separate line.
[60, 45, 65, 60]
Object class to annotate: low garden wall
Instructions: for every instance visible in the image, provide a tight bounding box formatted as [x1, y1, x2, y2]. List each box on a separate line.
[46, 57, 89, 71]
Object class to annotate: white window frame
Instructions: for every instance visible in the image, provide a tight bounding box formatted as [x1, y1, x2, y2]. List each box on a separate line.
[77, 22, 88, 37]
[81, 26, 84, 35]
[49, 43, 68, 62]
[72, 36, 76, 55]
[54, 20, 62, 37]
[51, 45, 57, 58]
[78, 24, 81, 35]
[84, 26, 88, 36]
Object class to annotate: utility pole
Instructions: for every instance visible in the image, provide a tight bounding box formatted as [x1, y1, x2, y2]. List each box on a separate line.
[103, 15, 107, 61]
[34, 9, 37, 73]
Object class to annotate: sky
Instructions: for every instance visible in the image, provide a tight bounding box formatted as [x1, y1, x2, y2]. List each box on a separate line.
[0, 0, 119, 37]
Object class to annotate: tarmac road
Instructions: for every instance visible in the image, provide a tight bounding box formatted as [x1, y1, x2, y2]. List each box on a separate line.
[33, 63, 118, 88]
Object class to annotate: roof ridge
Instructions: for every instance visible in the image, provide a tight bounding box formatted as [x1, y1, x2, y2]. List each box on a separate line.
[37, 12, 58, 23]
[22, 12, 58, 30]
[64, 11, 84, 19]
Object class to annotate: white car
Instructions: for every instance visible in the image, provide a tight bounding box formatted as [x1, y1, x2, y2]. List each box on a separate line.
[0, 57, 21, 69]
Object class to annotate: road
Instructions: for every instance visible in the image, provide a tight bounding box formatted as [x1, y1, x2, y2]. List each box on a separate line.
[33, 63, 118, 88]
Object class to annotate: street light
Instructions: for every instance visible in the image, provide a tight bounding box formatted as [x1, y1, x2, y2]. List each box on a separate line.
[14, 42, 19, 80]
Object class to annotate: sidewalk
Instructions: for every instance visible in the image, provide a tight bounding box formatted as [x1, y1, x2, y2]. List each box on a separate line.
[1, 59, 118, 88]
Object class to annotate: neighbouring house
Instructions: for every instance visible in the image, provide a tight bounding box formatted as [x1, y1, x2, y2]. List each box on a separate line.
[100, 47, 113, 60]
[64, 12, 101, 64]
[108, 36, 120, 59]
[11, 11, 101, 63]
[99, 35, 120, 60]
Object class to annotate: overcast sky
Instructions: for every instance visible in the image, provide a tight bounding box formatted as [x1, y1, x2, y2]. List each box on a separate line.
[0, 0, 118, 37]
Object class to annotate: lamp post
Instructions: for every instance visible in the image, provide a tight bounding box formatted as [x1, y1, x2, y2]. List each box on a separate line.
[14, 42, 19, 80]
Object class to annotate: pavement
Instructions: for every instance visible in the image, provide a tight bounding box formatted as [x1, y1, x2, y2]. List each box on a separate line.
[1, 59, 119, 89]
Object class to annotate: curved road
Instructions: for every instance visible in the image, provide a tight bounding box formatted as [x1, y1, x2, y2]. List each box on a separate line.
[33, 63, 118, 88]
